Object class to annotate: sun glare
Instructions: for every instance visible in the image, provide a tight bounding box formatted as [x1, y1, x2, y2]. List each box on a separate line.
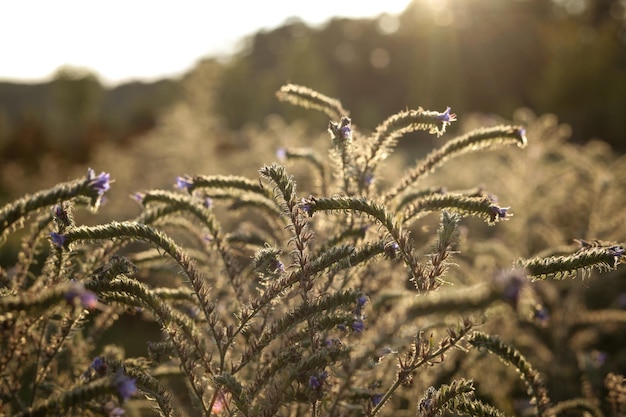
[0, 0, 413, 85]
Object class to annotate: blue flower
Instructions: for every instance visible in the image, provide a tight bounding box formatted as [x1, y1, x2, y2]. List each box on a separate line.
[609, 245, 625, 257]
[436, 107, 457, 123]
[102, 400, 126, 417]
[175, 176, 193, 191]
[87, 168, 111, 196]
[91, 357, 107, 375]
[53, 205, 71, 226]
[276, 147, 287, 161]
[495, 269, 526, 308]
[488, 205, 509, 222]
[341, 125, 352, 140]
[371, 394, 383, 406]
[65, 282, 98, 310]
[49, 232, 67, 248]
[357, 295, 368, 307]
[352, 319, 365, 333]
[114, 369, 137, 402]
[301, 198, 312, 214]
[309, 375, 321, 389]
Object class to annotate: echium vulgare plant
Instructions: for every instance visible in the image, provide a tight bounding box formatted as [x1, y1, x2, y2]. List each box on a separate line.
[1, 84, 625, 417]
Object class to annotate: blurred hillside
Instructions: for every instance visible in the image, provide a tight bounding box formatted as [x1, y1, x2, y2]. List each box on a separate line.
[1, 0, 626, 187]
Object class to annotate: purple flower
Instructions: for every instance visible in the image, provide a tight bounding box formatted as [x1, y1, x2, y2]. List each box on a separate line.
[276, 147, 287, 161]
[53, 205, 71, 226]
[436, 107, 457, 123]
[91, 357, 107, 375]
[384, 242, 400, 259]
[357, 295, 368, 307]
[87, 168, 111, 196]
[65, 282, 98, 310]
[49, 232, 67, 248]
[352, 319, 365, 333]
[175, 176, 193, 191]
[102, 400, 125, 417]
[495, 269, 526, 308]
[132, 192, 145, 203]
[371, 394, 383, 406]
[114, 369, 137, 402]
[341, 125, 352, 140]
[489, 205, 509, 222]
[203, 197, 213, 209]
[309, 375, 321, 389]
[301, 198, 312, 214]
[337, 323, 347, 331]
[608, 245, 625, 257]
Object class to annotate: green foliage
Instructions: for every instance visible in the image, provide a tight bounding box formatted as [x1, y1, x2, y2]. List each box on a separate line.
[0, 84, 625, 417]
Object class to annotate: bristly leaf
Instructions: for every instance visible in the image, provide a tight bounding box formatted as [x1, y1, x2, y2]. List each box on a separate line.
[417, 379, 475, 417]
[277, 83, 348, 120]
[401, 194, 511, 226]
[385, 125, 527, 201]
[521, 243, 624, 280]
[368, 107, 457, 166]
[214, 373, 249, 415]
[184, 174, 271, 198]
[302, 196, 431, 290]
[469, 332, 551, 416]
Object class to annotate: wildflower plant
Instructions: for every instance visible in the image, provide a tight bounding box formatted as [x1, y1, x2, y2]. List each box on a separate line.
[0, 85, 625, 417]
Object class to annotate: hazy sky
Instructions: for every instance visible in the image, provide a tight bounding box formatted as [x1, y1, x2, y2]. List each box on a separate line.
[1, 0, 412, 85]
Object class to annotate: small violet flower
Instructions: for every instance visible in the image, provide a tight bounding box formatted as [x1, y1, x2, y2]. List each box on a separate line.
[175, 176, 193, 191]
[436, 107, 457, 124]
[495, 269, 527, 309]
[65, 282, 99, 310]
[91, 357, 108, 375]
[351, 319, 365, 333]
[308, 375, 321, 390]
[203, 197, 213, 209]
[102, 400, 125, 417]
[87, 168, 111, 196]
[340, 125, 352, 140]
[308, 371, 328, 390]
[114, 369, 137, 402]
[132, 192, 145, 203]
[53, 205, 71, 227]
[276, 147, 287, 161]
[357, 295, 368, 307]
[608, 245, 625, 257]
[49, 232, 67, 248]
[371, 394, 384, 406]
[489, 205, 509, 223]
[301, 198, 312, 214]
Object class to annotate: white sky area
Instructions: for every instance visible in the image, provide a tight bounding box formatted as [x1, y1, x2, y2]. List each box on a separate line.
[0, 0, 413, 86]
